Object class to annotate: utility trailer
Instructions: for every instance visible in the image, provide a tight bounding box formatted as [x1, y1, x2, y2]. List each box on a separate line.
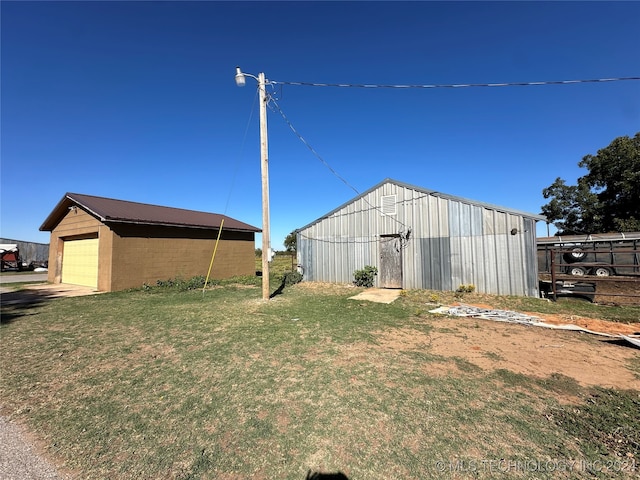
[537, 232, 640, 278]
[0, 244, 21, 271]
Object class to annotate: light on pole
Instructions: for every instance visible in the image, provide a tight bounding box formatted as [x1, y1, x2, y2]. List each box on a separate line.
[235, 66, 271, 300]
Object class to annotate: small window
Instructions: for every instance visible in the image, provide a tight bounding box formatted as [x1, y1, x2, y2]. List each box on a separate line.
[381, 194, 396, 215]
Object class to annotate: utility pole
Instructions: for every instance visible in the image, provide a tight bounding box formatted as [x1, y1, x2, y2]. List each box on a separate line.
[258, 72, 270, 300]
[236, 67, 271, 300]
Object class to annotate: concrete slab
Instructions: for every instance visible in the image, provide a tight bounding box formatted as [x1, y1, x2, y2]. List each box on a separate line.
[348, 288, 401, 304]
[23, 283, 102, 298]
[1, 284, 102, 307]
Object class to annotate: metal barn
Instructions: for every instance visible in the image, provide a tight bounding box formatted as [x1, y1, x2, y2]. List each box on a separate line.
[296, 179, 546, 296]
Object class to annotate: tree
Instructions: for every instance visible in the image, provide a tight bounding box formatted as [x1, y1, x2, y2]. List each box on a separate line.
[541, 132, 640, 234]
[284, 231, 297, 253]
[541, 177, 600, 234]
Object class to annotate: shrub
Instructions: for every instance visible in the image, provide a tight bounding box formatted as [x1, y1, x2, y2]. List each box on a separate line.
[454, 284, 476, 299]
[353, 265, 378, 288]
[281, 271, 303, 286]
[147, 274, 261, 292]
[427, 293, 440, 304]
[156, 276, 207, 291]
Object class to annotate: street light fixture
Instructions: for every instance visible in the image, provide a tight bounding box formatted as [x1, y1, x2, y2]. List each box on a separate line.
[235, 66, 271, 300]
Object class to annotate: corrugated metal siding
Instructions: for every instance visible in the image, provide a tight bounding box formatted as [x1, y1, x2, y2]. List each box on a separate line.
[297, 181, 540, 296]
[0, 238, 49, 265]
[523, 217, 538, 296]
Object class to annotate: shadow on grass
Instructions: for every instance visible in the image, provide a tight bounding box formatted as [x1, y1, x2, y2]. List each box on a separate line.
[270, 276, 287, 299]
[0, 290, 55, 324]
[306, 471, 349, 480]
[270, 272, 304, 299]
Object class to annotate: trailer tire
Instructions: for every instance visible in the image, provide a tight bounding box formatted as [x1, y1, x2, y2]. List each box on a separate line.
[568, 266, 587, 276]
[563, 248, 586, 263]
[592, 266, 612, 277]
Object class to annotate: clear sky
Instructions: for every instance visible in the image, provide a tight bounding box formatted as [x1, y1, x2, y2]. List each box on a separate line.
[2, 1, 639, 248]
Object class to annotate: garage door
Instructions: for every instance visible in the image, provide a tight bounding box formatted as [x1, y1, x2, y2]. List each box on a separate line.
[62, 238, 99, 288]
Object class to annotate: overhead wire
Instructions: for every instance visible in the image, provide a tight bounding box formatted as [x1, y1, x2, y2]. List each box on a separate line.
[204, 88, 260, 296]
[298, 232, 392, 245]
[272, 76, 640, 89]
[224, 88, 259, 214]
[267, 94, 411, 235]
[268, 95, 361, 199]
[261, 73, 639, 251]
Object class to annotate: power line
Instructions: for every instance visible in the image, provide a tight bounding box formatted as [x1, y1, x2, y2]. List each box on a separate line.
[225, 88, 259, 215]
[268, 96, 358, 196]
[268, 95, 410, 233]
[260, 73, 639, 246]
[271, 76, 640, 89]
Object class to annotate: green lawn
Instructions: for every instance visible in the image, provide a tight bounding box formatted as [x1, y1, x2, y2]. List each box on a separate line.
[1, 281, 639, 479]
[256, 252, 298, 275]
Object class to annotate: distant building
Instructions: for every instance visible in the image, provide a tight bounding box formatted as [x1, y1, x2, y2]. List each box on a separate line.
[296, 178, 546, 296]
[40, 193, 260, 291]
[0, 238, 49, 268]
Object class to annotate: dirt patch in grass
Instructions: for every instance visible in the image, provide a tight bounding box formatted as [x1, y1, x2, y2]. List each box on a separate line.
[538, 275, 640, 306]
[594, 278, 640, 305]
[462, 303, 640, 335]
[296, 282, 359, 295]
[525, 312, 640, 335]
[453, 302, 640, 336]
[365, 319, 640, 392]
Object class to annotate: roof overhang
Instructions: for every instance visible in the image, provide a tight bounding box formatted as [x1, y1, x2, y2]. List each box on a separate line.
[40, 193, 261, 233]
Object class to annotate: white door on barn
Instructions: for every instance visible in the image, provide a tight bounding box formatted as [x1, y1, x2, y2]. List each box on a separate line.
[61, 238, 99, 288]
[379, 235, 402, 288]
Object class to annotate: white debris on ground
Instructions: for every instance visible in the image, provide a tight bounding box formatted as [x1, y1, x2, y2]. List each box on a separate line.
[428, 304, 543, 325]
[428, 304, 620, 338]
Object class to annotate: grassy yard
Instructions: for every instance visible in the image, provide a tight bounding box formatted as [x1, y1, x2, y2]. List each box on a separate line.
[1, 281, 639, 479]
[256, 252, 298, 276]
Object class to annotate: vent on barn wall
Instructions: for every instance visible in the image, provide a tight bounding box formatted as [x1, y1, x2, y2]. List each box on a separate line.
[381, 194, 397, 216]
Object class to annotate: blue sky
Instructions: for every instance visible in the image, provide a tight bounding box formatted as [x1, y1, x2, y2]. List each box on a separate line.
[2, 1, 639, 248]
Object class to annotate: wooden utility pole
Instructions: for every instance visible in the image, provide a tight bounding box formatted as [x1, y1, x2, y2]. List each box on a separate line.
[258, 72, 270, 300]
[235, 67, 271, 300]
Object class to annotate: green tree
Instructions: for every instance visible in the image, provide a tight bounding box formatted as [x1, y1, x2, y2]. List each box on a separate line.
[542, 132, 640, 234]
[284, 231, 297, 253]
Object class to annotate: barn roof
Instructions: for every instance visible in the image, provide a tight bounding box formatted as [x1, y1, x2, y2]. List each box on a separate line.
[296, 178, 547, 231]
[40, 193, 260, 233]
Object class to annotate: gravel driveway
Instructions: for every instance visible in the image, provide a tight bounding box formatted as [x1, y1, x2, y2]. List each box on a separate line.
[0, 416, 70, 480]
[2, 282, 99, 479]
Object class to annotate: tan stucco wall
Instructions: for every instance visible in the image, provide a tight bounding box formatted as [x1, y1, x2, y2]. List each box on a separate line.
[47, 208, 255, 292]
[108, 232, 255, 291]
[97, 228, 114, 292]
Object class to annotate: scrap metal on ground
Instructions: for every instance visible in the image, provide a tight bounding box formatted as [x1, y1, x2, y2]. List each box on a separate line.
[429, 304, 640, 348]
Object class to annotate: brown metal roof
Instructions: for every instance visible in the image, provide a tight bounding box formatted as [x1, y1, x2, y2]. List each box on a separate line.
[40, 193, 260, 233]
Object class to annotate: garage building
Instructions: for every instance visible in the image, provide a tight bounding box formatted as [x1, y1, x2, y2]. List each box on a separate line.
[296, 179, 546, 296]
[40, 193, 260, 291]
